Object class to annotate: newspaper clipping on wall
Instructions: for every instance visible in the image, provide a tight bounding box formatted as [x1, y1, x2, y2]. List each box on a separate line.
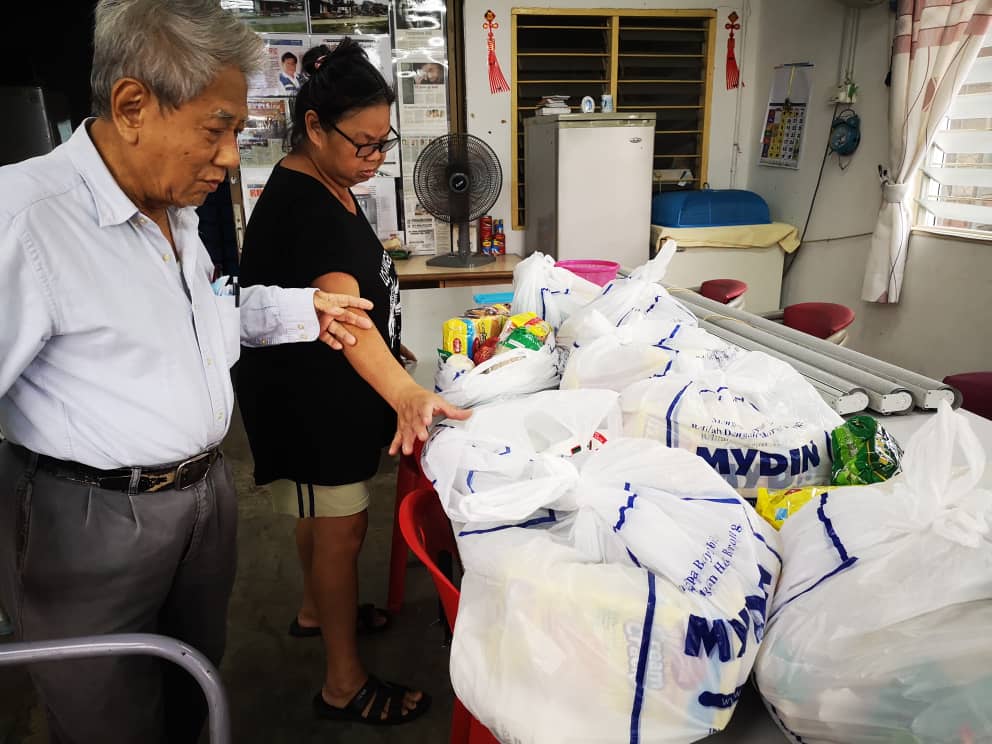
[394, 21, 450, 255]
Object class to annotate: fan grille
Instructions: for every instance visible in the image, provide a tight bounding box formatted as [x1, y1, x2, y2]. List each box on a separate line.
[412, 134, 502, 223]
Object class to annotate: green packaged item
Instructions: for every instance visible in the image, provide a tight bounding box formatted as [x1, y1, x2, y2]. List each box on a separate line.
[499, 326, 543, 352]
[830, 415, 904, 486]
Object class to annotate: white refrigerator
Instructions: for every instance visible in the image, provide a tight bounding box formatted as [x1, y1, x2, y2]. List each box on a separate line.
[524, 112, 656, 269]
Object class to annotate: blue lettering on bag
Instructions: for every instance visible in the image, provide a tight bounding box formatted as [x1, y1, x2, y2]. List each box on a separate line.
[684, 564, 773, 661]
[695, 442, 820, 479]
[698, 684, 745, 709]
[684, 616, 732, 662]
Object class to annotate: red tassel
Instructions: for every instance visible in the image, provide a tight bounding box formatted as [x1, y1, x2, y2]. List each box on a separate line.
[488, 38, 510, 94]
[484, 10, 510, 95]
[726, 12, 742, 90]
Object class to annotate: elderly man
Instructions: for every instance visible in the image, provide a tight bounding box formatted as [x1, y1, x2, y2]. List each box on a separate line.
[0, 1, 375, 742]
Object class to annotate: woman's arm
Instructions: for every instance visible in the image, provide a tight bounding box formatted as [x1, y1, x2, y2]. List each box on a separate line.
[313, 271, 469, 455]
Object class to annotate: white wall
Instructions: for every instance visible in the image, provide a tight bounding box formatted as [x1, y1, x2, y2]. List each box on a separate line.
[748, 0, 992, 380]
[463, 0, 765, 255]
[780, 232, 992, 380]
[746, 0, 890, 241]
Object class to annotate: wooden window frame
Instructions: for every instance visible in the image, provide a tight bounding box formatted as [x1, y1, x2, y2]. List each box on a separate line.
[510, 7, 716, 230]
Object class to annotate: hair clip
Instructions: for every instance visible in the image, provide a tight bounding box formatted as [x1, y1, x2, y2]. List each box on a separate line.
[314, 54, 327, 70]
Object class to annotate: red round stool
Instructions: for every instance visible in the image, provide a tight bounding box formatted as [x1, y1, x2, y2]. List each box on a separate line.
[782, 302, 855, 345]
[699, 279, 748, 309]
[943, 372, 992, 420]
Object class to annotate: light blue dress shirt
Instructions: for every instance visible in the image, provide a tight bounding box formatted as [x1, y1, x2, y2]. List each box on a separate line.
[0, 121, 321, 469]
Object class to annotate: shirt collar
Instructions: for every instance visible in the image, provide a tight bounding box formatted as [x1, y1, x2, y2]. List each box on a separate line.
[63, 119, 143, 228]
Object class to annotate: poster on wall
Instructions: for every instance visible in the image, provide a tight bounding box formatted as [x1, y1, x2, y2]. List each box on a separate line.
[353, 176, 401, 240]
[238, 98, 290, 169]
[247, 34, 308, 97]
[393, 6, 450, 255]
[759, 63, 813, 170]
[240, 173, 270, 223]
[310, 0, 390, 37]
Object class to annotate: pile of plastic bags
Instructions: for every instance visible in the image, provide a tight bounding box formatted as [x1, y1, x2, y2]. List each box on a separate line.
[419, 244, 991, 744]
[422, 390, 782, 744]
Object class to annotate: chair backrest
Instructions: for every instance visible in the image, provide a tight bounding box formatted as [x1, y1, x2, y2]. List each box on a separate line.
[398, 487, 461, 631]
[782, 302, 855, 341]
[943, 372, 992, 420]
[699, 278, 748, 305]
[398, 438, 433, 494]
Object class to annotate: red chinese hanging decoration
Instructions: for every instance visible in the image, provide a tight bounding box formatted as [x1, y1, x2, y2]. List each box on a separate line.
[725, 11, 742, 90]
[484, 10, 510, 94]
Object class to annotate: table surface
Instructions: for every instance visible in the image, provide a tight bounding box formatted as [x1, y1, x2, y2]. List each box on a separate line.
[394, 254, 520, 288]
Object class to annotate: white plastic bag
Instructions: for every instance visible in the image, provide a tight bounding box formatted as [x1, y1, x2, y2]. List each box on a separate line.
[446, 437, 782, 744]
[560, 311, 742, 391]
[511, 251, 602, 328]
[621, 352, 843, 497]
[421, 388, 622, 526]
[433, 335, 564, 409]
[755, 403, 992, 744]
[556, 241, 698, 349]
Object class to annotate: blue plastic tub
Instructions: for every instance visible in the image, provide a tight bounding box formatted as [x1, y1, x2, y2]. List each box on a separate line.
[651, 189, 771, 227]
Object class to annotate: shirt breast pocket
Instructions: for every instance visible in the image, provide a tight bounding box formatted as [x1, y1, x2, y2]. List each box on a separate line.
[214, 294, 241, 365]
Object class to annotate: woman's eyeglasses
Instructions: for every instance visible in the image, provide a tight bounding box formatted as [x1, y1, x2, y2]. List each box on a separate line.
[333, 125, 399, 158]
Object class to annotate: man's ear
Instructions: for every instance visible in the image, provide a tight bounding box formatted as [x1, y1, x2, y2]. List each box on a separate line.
[109, 78, 153, 145]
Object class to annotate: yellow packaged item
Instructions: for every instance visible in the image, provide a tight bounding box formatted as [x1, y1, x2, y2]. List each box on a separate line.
[442, 316, 505, 356]
[442, 318, 475, 356]
[499, 312, 540, 342]
[755, 486, 829, 530]
[475, 315, 505, 341]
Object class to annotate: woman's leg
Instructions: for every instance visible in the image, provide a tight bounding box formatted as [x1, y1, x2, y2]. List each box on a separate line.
[295, 519, 319, 628]
[311, 512, 424, 717]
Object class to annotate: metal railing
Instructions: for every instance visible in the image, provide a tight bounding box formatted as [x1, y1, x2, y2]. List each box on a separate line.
[0, 633, 230, 744]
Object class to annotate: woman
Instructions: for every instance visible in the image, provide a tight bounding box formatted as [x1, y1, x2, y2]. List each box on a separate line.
[236, 39, 468, 726]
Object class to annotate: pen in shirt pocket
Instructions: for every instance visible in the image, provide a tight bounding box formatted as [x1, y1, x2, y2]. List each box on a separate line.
[229, 276, 240, 308]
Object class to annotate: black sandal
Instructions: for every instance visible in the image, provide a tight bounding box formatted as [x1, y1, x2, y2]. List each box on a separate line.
[288, 604, 392, 638]
[312, 675, 432, 726]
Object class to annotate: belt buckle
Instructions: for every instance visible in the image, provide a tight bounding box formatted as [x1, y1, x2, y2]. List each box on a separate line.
[174, 451, 211, 491]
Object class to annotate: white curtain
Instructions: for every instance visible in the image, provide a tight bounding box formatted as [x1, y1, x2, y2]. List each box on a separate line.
[862, 0, 992, 303]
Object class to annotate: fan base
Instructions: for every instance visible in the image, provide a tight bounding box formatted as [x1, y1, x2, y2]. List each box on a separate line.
[426, 253, 497, 268]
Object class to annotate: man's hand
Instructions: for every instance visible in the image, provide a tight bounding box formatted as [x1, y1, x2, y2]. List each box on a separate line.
[389, 384, 471, 456]
[313, 291, 374, 350]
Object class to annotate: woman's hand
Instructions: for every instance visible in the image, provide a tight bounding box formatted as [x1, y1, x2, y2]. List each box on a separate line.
[399, 344, 418, 366]
[389, 384, 470, 456]
[313, 290, 374, 349]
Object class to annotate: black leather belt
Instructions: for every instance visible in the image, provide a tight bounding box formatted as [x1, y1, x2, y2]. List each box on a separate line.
[13, 445, 220, 493]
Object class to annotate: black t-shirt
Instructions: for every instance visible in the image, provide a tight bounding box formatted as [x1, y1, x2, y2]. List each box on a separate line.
[235, 164, 401, 486]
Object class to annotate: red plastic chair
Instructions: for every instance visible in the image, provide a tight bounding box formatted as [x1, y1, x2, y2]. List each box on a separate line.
[387, 438, 432, 613]
[699, 278, 748, 309]
[943, 372, 992, 420]
[781, 302, 855, 345]
[398, 487, 500, 744]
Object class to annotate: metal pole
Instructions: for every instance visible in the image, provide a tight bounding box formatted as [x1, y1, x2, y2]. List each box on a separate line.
[682, 300, 914, 414]
[667, 285, 960, 409]
[0, 634, 230, 744]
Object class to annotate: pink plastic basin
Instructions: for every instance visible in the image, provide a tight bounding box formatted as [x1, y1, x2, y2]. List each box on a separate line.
[554, 259, 620, 287]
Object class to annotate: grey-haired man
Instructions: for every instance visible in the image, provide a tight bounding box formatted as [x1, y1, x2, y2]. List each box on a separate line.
[0, 1, 373, 741]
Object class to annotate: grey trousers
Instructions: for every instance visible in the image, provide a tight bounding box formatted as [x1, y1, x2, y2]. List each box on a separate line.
[0, 442, 238, 744]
